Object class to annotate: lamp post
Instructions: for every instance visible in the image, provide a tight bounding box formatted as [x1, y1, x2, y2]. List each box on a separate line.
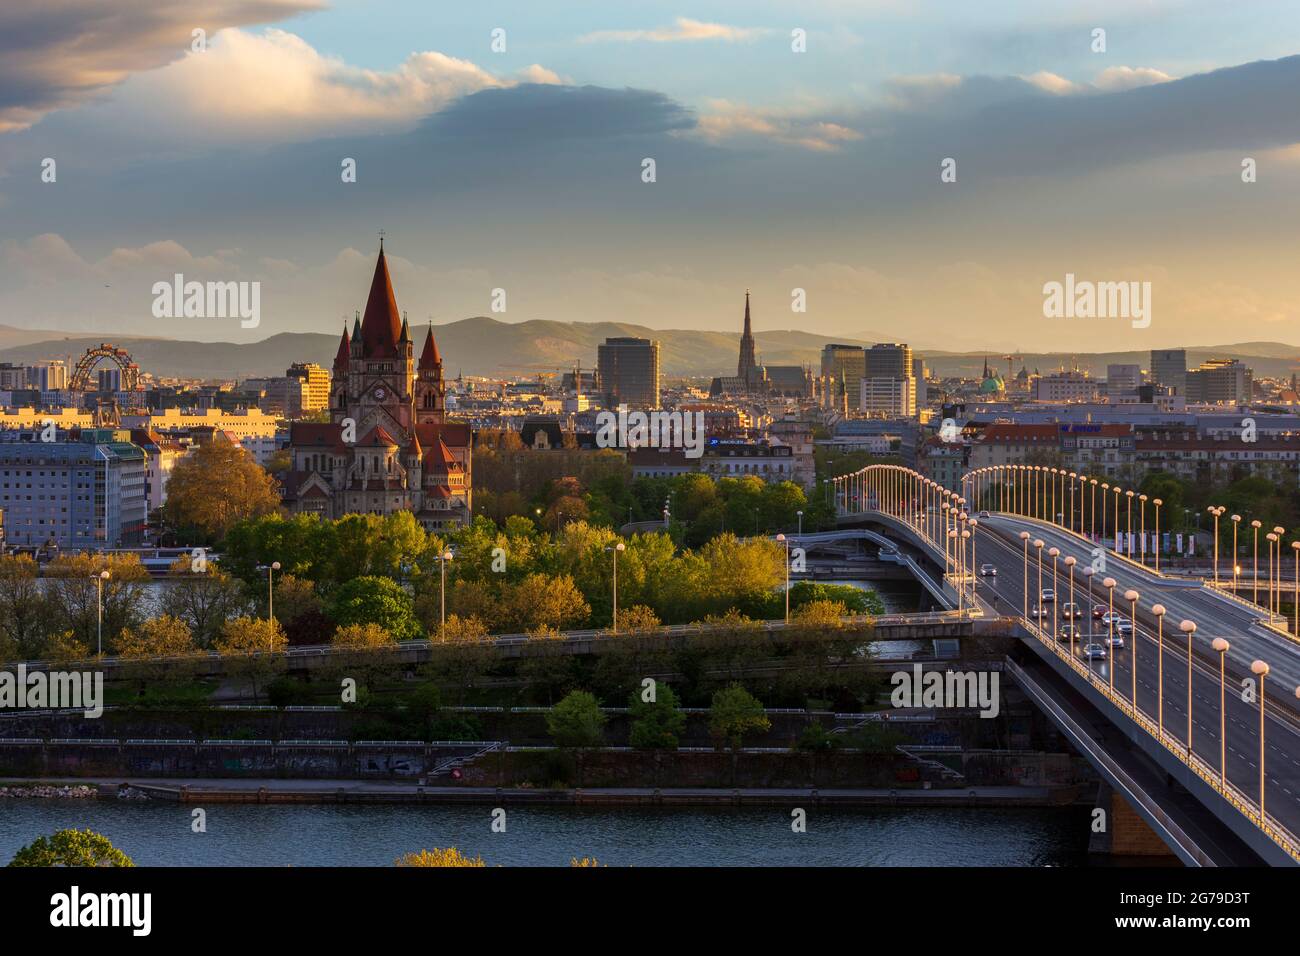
[1207, 506, 1224, 586]
[1034, 539, 1045, 628]
[606, 541, 626, 632]
[1090, 479, 1099, 541]
[438, 550, 453, 639]
[1152, 604, 1166, 738]
[1179, 619, 1196, 756]
[1292, 541, 1300, 637]
[1153, 498, 1162, 571]
[961, 529, 972, 612]
[1064, 556, 1077, 656]
[1125, 490, 1135, 558]
[776, 533, 790, 623]
[969, 517, 979, 595]
[1273, 527, 1286, 616]
[1113, 486, 1122, 554]
[1104, 577, 1117, 692]
[1231, 514, 1241, 593]
[796, 510, 803, 536]
[1252, 520, 1262, 605]
[266, 560, 281, 623]
[1138, 494, 1148, 566]
[1251, 659, 1270, 816]
[94, 569, 111, 656]
[1049, 547, 1060, 642]
[1100, 483, 1109, 543]
[1020, 531, 1031, 618]
[1212, 638, 1230, 787]
[1267, 533, 1279, 617]
[1125, 589, 1139, 709]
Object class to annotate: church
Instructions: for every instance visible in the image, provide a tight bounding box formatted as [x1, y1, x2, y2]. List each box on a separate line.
[281, 242, 472, 531]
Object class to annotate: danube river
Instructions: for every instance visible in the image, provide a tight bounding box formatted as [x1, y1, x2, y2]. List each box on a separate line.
[0, 801, 1091, 866]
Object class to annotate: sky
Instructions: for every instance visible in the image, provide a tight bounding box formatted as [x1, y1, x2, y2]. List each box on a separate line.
[3, 0, 1300, 353]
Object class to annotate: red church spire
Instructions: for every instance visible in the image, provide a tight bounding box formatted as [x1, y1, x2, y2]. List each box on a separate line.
[360, 243, 403, 358]
[418, 323, 442, 371]
[333, 323, 350, 371]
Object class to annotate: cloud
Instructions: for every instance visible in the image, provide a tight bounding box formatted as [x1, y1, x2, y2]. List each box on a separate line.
[695, 101, 863, 151]
[579, 18, 769, 44]
[1092, 66, 1175, 92]
[0, 0, 322, 132]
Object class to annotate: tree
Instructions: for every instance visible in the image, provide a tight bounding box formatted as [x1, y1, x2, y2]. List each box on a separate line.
[330, 576, 421, 642]
[791, 599, 849, 629]
[44, 553, 151, 653]
[709, 683, 770, 751]
[628, 684, 686, 750]
[0, 554, 48, 659]
[9, 829, 134, 867]
[160, 557, 247, 647]
[215, 616, 287, 702]
[502, 573, 590, 633]
[394, 848, 485, 867]
[618, 604, 661, 633]
[158, 439, 281, 543]
[332, 623, 395, 649]
[116, 615, 197, 689]
[546, 690, 607, 749]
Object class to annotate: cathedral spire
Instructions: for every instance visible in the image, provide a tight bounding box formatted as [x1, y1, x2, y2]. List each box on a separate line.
[737, 289, 757, 387]
[359, 243, 403, 357]
[418, 323, 442, 371]
[334, 322, 350, 371]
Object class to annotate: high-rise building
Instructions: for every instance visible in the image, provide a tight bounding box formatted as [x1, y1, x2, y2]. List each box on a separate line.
[1106, 364, 1142, 399]
[598, 337, 660, 407]
[820, 345, 866, 411]
[287, 362, 331, 415]
[1185, 359, 1252, 405]
[859, 343, 916, 417]
[1150, 349, 1187, 394]
[736, 290, 759, 390]
[282, 242, 472, 531]
[912, 357, 928, 408]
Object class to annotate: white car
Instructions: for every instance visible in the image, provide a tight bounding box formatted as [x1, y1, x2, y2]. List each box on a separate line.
[1082, 643, 1108, 660]
[1040, 589, 1056, 604]
[980, 564, 997, 577]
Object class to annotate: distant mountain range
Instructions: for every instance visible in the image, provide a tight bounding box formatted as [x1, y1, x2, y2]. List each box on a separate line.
[0, 319, 1297, 382]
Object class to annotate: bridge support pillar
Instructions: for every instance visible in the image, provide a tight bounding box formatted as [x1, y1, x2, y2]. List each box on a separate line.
[1087, 782, 1177, 859]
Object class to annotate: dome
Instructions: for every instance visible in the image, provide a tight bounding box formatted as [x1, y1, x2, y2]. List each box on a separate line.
[979, 374, 1005, 394]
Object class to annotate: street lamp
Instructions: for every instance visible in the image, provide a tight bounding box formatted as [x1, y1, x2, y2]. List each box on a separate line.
[776, 533, 790, 623]
[1103, 577, 1117, 692]
[1064, 556, 1077, 656]
[1212, 638, 1230, 787]
[1251, 659, 1270, 816]
[1019, 531, 1031, 618]
[1153, 498, 1163, 571]
[266, 560, 281, 623]
[437, 550, 453, 639]
[1206, 506, 1224, 586]
[1125, 589, 1139, 708]
[1152, 604, 1166, 738]
[1179, 619, 1196, 756]
[796, 510, 803, 536]
[1267, 533, 1279, 617]
[1251, 519, 1263, 605]
[1273, 527, 1286, 616]
[1125, 490, 1135, 558]
[1034, 539, 1045, 628]
[605, 541, 627, 632]
[94, 569, 111, 656]
[1138, 494, 1148, 566]
[1100, 483, 1109, 542]
[1049, 547, 1060, 642]
[1230, 514, 1241, 593]
[1292, 541, 1300, 637]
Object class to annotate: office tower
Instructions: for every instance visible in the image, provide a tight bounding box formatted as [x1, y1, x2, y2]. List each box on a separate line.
[1150, 349, 1187, 394]
[598, 337, 660, 407]
[820, 345, 866, 411]
[1185, 359, 1252, 405]
[1106, 364, 1142, 398]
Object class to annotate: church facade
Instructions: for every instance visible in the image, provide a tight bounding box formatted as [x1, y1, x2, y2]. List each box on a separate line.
[281, 244, 472, 531]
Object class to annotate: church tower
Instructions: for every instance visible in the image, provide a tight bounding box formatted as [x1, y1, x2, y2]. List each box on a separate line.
[737, 290, 758, 390]
[415, 323, 446, 423]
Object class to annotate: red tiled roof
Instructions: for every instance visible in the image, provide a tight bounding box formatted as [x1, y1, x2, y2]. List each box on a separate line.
[289, 422, 347, 453]
[418, 324, 441, 371]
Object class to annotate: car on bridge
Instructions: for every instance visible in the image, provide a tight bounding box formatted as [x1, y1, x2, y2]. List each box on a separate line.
[1091, 604, 1108, 619]
[978, 510, 991, 518]
[1100, 611, 1123, 628]
[1106, 632, 1126, 648]
[1061, 602, 1081, 619]
[1114, 617, 1134, 636]
[1059, 624, 1080, 643]
[1040, 588, 1056, 603]
[1081, 642, 1108, 660]
[979, 563, 997, 576]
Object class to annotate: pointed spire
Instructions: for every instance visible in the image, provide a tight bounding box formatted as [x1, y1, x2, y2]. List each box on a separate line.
[333, 322, 351, 371]
[743, 289, 752, 336]
[399, 311, 410, 344]
[352, 310, 361, 340]
[418, 323, 442, 371]
[359, 243, 403, 357]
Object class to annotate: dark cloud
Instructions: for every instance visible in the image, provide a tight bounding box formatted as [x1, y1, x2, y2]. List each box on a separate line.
[0, 0, 322, 128]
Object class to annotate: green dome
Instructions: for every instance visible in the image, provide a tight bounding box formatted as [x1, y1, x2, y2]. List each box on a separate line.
[979, 374, 1005, 394]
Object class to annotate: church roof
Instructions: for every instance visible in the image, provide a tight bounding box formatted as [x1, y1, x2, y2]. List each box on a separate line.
[360, 244, 404, 358]
[289, 422, 348, 453]
[418, 324, 442, 371]
[333, 326, 350, 371]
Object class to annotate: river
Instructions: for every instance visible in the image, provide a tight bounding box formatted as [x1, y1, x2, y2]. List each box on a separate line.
[0, 800, 1090, 866]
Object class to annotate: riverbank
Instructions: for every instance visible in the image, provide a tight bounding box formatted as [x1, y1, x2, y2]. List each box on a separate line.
[0, 776, 1082, 808]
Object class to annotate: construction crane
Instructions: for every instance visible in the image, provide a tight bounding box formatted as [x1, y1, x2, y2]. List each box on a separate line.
[1001, 354, 1022, 381]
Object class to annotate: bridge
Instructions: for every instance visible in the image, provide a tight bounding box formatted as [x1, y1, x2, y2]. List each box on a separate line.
[833, 461, 1300, 866]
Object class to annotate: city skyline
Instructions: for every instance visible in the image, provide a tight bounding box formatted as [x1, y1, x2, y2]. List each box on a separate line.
[4, 1, 1300, 350]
